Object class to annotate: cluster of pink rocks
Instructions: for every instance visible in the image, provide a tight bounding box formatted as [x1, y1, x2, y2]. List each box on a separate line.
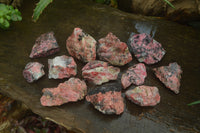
[23, 27, 182, 115]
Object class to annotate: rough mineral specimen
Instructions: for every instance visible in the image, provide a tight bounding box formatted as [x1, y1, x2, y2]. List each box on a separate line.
[82, 60, 120, 85]
[97, 32, 132, 66]
[29, 32, 59, 58]
[153, 62, 182, 94]
[128, 33, 165, 64]
[86, 85, 124, 115]
[48, 55, 77, 79]
[121, 63, 147, 89]
[66, 28, 97, 62]
[40, 78, 87, 106]
[23, 62, 45, 83]
[125, 86, 160, 106]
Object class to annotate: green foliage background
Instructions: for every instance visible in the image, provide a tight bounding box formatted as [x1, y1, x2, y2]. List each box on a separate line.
[0, 4, 22, 29]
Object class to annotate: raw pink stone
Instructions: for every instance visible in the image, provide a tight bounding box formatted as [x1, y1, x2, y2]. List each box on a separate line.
[86, 85, 124, 115]
[97, 32, 132, 66]
[48, 55, 77, 79]
[82, 60, 108, 71]
[23, 62, 45, 83]
[29, 32, 59, 58]
[40, 78, 87, 106]
[66, 28, 97, 62]
[153, 62, 182, 94]
[121, 63, 147, 89]
[128, 33, 165, 64]
[125, 85, 160, 106]
[82, 60, 120, 85]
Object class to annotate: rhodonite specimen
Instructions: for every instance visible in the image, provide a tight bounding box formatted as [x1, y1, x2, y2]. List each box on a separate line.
[86, 85, 124, 115]
[125, 85, 160, 106]
[66, 28, 97, 62]
[29, 32, 59, 58]
[153, 62, 182, 94]
[48, 55, 77, 79]
[23, 62, 45, 83]
[128, 33, 165, 64]
[40, 78, 87, 106]
[82, 60, 120, 85]
[97, 32, 132, 66]
[121, 63, 147, 89]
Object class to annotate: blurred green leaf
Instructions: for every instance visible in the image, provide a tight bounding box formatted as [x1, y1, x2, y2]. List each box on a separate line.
[188, 100, 200, 106]
[0, 17, 4, 23]
[4, 19, 10, 28]
[0, 4, 22, 29]
[5, 15, 11, 20]
[163, 0, 175, 9]
[32, 0, 53, 22]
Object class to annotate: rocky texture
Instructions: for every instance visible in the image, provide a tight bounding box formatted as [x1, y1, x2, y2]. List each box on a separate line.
[128, 33, 166, 64]
[153, 62, 182, 94]
[48, 55, 77, 79]
[29, 32, 59, 58]
[121, 63, 147, 89]
[40, 78, 87, 106]
[97, 32, 132, 66]
[118, 0, 200, 22]
[125, 86, 160, 106]
[23, 62, 45, 83]
[86, 85, 124, 115]
[82, 60, 120, 85]
[66, 28, 97, 62]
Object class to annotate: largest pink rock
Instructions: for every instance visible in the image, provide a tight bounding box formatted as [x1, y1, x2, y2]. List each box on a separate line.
[29, 32, 59, 58]
[153, 62, 182, 94]
[82, 60, 120, 85]
[97, 32, 132, 66]
[125, 86, 160, 106]
[40, 78, 87, 106]
[128, 33, 166, 64]
[66, 28, 97, 62]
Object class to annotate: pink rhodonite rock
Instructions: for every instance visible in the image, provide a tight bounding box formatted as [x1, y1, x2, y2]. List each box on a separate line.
[97, 32, 132, 66]
[153, 62, 182, 94]
[125, 86, 160, 106]
[82, 60, 120, 85]
[40, 78, 87, 106]
[86, 85, 124, 115]
[29, 32, 59, 58]
[23, 62, 45, 83]
[121, 63, 147, 89]
[128, 33, 166, 64]
[66, 28, 97, 62]
[48, 55, 77, 79]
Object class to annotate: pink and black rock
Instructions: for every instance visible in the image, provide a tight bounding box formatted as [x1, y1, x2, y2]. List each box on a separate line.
[82, 60, 120, 85]
[23, 62, 45, 83]
[121, 63, 147, 89]
[40, 78, 87, 106]
[125, 85, 160, 106]
[66, 28, 97, 62]
[86, 85, 124, 115]
[128, 33, 166, 64]
[97, 32, 132, 66]
[48, 55, 77, 79]
[153, 62, 182, 94]
[29, 32, 59, 58]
